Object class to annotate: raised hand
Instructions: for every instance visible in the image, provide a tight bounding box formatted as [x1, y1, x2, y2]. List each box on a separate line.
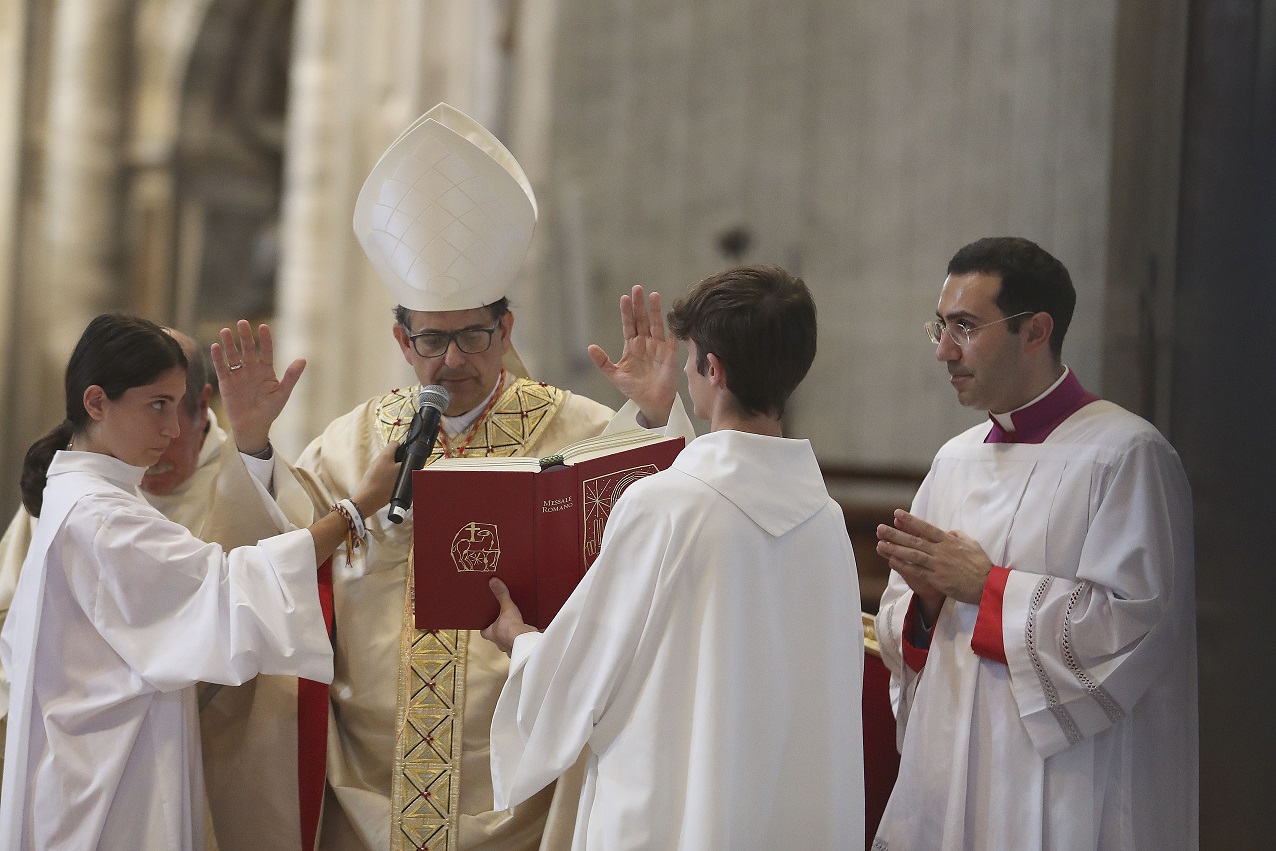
[211, 320, 306, 455]
[588, 285, 679, 427]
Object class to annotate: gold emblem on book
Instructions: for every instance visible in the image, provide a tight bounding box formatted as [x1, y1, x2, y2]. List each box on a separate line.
[582, 465, 659, 562]
[450, 522, 500, 572]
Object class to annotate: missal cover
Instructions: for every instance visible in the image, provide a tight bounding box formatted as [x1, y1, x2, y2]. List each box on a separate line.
[412, 431, 686, 630]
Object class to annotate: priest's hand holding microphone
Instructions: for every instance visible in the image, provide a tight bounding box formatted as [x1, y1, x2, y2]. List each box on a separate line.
[211, 320, 431, 559]
[387, 384, 449, 523]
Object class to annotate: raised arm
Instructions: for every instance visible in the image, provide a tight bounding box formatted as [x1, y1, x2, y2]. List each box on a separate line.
[588, 285, 680, 428]
[210, 320, 306, 455]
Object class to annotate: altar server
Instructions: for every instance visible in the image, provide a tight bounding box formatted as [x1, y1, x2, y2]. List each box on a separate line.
[484, 265, 865, 850]
[874, 237, 1197, 850]
[0, 313, 398, 850]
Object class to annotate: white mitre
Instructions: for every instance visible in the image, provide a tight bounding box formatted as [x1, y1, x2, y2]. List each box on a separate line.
[353, 103, 538, 312]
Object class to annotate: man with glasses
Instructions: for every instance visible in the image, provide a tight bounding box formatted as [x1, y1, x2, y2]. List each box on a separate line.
[873, 237, 1197, 849]
[213, 106, 692, 851]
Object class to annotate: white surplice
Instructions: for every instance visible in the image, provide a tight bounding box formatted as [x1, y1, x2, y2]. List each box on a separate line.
[875, 401, 1197, 850]
[0, 451, 334, 851]
[490, 430, 865, 850]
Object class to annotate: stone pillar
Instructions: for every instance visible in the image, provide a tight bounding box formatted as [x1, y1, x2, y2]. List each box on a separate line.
[39, 0, 132, 354]
[505, 0, 565, 382]
[1, 0, 131, 518]
[0, 0, 29, 516]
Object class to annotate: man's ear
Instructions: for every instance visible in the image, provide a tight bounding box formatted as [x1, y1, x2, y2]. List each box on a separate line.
[497, 311, 515, 355]
[392, 321, 414, 365]
[197, 383, 214, 427]
[82, 385, 108, 422]
[1022, 312, 1055, 354]
[705, 352, 729, 390]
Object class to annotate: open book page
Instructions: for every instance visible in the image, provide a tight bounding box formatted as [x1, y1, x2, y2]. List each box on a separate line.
[556, 429, 676, 463]
[428, 429, 676, 470]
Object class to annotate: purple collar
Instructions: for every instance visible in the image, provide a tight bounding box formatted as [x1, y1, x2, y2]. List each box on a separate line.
[985, 370, 1100, 444]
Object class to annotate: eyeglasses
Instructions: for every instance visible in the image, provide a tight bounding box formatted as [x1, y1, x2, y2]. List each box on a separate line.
[404, 320, 502, 358]
[924, 312, 1033, 347]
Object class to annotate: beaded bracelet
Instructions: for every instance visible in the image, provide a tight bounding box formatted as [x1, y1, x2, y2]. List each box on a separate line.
[332, 498, 368, 550]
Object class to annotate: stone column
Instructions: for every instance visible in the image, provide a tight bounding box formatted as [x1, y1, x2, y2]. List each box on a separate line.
[39, 0, 131, 355]
[0, 0, 29, 516]
[1, 0, 131, 518]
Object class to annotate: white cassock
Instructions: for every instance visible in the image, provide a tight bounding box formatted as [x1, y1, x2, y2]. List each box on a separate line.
[875, 401, 1197, 850]
[490, 430, 865, 850]
[0, 451, 334, 851]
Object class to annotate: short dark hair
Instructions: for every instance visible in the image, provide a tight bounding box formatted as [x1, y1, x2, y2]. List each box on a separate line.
[667, 265, 816, 418]
[947, 237, 1075, 358]
[22, 313, 187, 516]
[393, 297, 510, 329]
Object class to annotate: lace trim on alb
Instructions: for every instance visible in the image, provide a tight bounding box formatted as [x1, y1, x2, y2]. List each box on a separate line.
[1062, 581, 1126, 724]
[1025, 575, 1083, 745]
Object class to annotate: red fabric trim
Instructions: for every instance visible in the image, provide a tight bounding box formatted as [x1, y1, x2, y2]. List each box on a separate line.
[901, 595, 931, 672]
[298, 557, 335, 851]
[971, 565, 1010, 664]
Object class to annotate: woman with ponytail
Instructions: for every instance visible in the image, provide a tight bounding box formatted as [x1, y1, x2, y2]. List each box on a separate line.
[0, 314, 399, 850]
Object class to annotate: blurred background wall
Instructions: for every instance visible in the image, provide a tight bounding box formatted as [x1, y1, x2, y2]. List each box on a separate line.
[0, 0, 1270, 845]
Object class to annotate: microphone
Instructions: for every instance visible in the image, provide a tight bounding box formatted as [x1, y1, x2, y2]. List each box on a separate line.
[387, 384, 449, 524]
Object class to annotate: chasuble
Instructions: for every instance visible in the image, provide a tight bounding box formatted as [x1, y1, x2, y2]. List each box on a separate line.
[252, 372, 689, 850]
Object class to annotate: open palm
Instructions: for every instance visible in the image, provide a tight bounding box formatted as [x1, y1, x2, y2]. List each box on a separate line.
[588, 286, 679, 426]
[210, 320, 306, 453]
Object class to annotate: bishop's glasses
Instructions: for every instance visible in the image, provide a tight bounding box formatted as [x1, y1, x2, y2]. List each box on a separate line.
[404, 320, 502, 358]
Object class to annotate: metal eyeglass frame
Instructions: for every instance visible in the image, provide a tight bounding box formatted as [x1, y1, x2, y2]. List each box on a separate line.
[924, 311, 1033, 347]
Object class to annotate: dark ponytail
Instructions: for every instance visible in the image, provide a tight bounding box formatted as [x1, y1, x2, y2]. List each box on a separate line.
[20, 421, 74, 517]
[20, 314, 186, 517]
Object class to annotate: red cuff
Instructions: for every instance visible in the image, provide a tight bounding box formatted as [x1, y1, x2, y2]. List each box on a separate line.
[971, 565, 1010, 664]
[901, 595, 931, 672]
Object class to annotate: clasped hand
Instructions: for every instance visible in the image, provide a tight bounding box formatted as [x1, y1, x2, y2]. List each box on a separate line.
[876, 510, 993, 621]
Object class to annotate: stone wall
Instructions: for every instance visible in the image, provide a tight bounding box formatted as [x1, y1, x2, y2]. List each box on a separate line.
[512, 0, 1120, 468]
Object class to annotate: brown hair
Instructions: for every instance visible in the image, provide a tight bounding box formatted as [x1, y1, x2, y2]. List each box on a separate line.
[667, 265, 816, 418]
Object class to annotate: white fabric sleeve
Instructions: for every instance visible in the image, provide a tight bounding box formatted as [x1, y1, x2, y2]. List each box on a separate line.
[1000, 436, 1194, 757]
[240, 450, 277, 494]
[0, 510, 37, 725]
[875, 469, 935, 747]
[66, 497, 332, 691]
[603, 395, 696, 440]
